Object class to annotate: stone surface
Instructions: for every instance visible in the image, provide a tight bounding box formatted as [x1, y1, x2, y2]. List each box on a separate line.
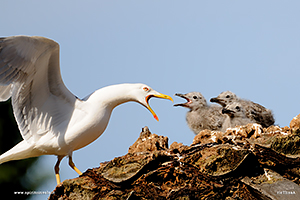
[128, 126, 169, 153]
[49, 118, 300, 200]
[290, 114, 300, 131]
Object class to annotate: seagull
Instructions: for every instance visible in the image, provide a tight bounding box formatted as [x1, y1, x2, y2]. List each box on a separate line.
[0, 35, 173, 184]
[210, 91, 275, 128]
[174, 92, 225, 134]
[221, 102, 254, 132]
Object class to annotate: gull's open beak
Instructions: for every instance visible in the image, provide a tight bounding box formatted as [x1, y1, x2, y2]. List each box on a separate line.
[173, 93, 191, 107]
[145, 93, 173, 121]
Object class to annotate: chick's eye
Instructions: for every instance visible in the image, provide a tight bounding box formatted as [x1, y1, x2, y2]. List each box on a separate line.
[193, 96, 198, 99]
[236, 106, 240, 110]
[143, 87, 149, 92]
[226, 95, 230, 98]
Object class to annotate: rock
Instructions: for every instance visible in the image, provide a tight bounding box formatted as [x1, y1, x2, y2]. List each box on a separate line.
[101, 153, 165, 183]
[241, 169, 300, 200]
[128, 126, 169, 153]
[269, 131, 300, 156]
[186, 144, 251, 176]
[49, 124, 300, 200]
[290, 114, 300, 131]
[192, 129, 215, 145]
[169, 141, 184, 150]
[225, 123, 263, 139]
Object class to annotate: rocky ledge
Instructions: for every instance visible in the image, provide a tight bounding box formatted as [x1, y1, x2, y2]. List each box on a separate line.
[49, 115, 300, 200]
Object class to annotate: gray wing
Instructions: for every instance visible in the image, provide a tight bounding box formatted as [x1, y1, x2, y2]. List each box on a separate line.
[0, 85, 12, 101]
[0, 36, 78, 143]
[240, 100, 275, 127]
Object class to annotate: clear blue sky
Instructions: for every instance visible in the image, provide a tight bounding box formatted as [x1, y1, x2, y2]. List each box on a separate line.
[1, 1, 300, 199]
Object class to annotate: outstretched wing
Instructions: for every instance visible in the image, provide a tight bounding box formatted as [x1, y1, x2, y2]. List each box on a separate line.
[0, 36, 78, 143]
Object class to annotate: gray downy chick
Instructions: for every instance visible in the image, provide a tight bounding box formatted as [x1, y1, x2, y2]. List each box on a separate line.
[210, 91, 275, 128]
[174, 92, 225, 134]
[221, 102, 254, 132]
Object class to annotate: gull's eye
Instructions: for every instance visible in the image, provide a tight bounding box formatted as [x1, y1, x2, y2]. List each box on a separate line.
[143, 87, 149, 92]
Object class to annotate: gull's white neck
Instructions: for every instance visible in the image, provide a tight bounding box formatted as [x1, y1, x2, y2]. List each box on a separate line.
[66, 84, 139, 152]
[85, 84, 137, 109]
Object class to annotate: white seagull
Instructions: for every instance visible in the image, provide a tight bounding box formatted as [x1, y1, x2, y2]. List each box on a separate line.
[0, 35, 173, 184]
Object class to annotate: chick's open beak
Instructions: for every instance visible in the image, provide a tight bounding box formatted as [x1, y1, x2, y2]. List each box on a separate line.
[173, 93, 190, 107]
[145, 93, 173, 121]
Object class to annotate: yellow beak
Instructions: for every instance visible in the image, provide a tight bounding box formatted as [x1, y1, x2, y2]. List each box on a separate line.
[145, 93, 173, 121]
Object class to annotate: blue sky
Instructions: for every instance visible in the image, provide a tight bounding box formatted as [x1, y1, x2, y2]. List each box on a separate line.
[1, 1, 300, 199]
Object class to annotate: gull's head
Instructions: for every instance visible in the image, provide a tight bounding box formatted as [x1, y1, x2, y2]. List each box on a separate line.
[131, 84, 173, 121]
[222, 102, 245, 118]
[174, 92, 207, 110]
[210, 91, 237, 107]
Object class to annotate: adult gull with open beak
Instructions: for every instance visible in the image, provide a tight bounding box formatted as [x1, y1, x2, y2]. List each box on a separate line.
[0, 36, 173, 184]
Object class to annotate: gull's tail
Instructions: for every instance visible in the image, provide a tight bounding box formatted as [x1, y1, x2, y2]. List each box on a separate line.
[0, 140, 38, 164]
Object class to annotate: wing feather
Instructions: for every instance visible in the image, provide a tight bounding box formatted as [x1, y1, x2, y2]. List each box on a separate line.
[0, 36, 78, 143]
[0, 85, 12, 101]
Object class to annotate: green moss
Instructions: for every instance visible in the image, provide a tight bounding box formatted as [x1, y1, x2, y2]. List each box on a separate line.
[270, 131, 300, 155]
